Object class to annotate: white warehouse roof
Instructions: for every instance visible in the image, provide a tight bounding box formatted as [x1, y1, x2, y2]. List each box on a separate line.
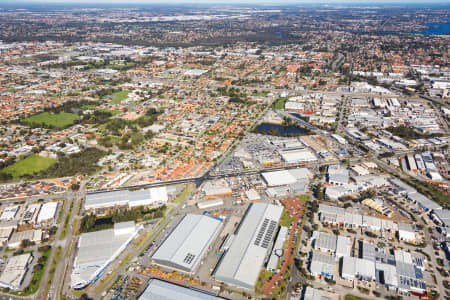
[85, 187, 168, 210]
[0, 206, 19, 221]
[152, 214, 223, 273]
[214, 203, 283, 289]
[37, 202, 58, 223]
[262, 170, 296, 186]
[279, 149, 317, 164]
[71, 221, 140, 289]
[0, 253, 32, 290]
[139, 279, 222, 300]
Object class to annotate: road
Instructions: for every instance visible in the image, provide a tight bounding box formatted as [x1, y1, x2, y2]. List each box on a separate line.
[1, 84, 446, 300]
[87, 183, 196, 299]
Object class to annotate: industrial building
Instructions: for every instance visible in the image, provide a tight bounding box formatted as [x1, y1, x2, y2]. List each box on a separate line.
[197, 199, 224, 210]
[407, 192, 442, 211]
[214, 203, 284, 290]
[0, 253, 32, 290]
[152, 214, 223, 273]
[261, 170, 297, 187]
[341, 256, 376, 281]
[262, 168, 312, 196]
[202, 180, 232, 199]
[84, 187, 168, 211]
[279, 148, 317, 164]
[398, 223, 416, 243]
[21, 203, 41, 224]
[432, 209, 450, 228]
[139, 279, 223, 300]
[8, 229, 42, 248]
[336, 236, 352, 258]
[309, 251, 335, 278]
[0, 205, 19, 221]
[37, 201, 58, 224]
[71, 221, 141, 289]
[313, 231, 337, 254]
[362, 198, 393, 217]
[327, 165, 349, 185]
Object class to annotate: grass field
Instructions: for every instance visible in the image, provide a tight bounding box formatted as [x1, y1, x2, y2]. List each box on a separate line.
[298, 194, 310, 204]
[279, 210, 294, 227]
[109, 90, 130, 104]
[23, 112, 79, 129]
[272, 97, 287, 109]
[1, 155, 57, 179]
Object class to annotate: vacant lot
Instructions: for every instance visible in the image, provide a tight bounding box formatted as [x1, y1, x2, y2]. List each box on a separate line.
[110, 90, 130, 104]
[1, 155, 57, 179]
[23, 112, 79, 129]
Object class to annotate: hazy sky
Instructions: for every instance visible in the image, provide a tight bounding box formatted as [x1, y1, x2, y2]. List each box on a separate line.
[3, 0, 450, 3]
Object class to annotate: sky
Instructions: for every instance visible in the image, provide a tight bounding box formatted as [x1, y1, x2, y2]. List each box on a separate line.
[2, 0, 450, 3]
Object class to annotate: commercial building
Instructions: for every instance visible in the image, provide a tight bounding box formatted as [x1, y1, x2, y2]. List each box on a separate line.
[0, 206, 19, 221]
[152, 214, 223, 273]
[407, 192, 442, 211]
[197, 199, 224, 210]
[309, 251, 335, 278]
[398, 223, 416, 243]
[432, 209, 450, 228]
[139, 279, 222, 300]
[279, 149, 317, 164]
[341, 256, 376, 281]
[85, 187, 168, 211]
[214, 203, 283, 290]
[262, 168, 312, 195]
[313, 231, 337, 254]
[71, 221, 141, 289]
[202, 180, 232, 199]
[261, 170, 297, 186]
[37, 201, 58, 224]
[362, 198, 393, 218]
[327, 165, 349, 185]
[336, 236, 352, 258]
[21, 203, 41, 224]
[8, 229, 42, 248]
[0, 228, 12, 244]
[0, 253, 32, 290]
[245, 189, 261, 201]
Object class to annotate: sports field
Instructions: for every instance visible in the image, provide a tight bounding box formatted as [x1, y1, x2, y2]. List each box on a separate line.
[110, 90, 130, 104]
[1, 155, 57, 178]
[23, 112, 79, 129]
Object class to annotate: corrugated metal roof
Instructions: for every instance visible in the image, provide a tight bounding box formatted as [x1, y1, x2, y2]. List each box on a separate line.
[139, 279, 222, 300]
[152, 214, 222, 273]
[71, 222, 138, 289]
[214, 203, 283, 289]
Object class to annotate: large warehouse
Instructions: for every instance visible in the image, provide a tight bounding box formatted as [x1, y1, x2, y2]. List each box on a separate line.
[71, 221, 141, 289]
[213, 203, 284, 290]
[84, 187, 168, 210]
[151, 214, 223, 273]
[139, 279, 223, 300]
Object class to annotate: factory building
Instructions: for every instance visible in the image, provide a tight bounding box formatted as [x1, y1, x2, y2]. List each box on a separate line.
[213, 203, 283, 290]
[139, 279, 223, 300]
[71, 221, 141, 289]
[84, 187, 168, 211]
[152, 214, 223, 273]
